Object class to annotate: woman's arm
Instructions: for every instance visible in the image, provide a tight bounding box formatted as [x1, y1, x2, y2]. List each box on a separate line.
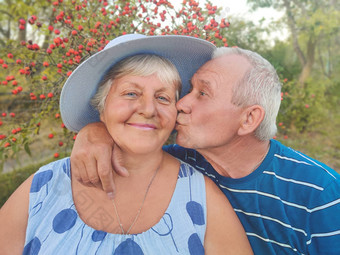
[0, 175, 33, 255]
[204, 176, 253, 254]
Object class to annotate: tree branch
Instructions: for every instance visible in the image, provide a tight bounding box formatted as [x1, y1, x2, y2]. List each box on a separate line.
[0, 19, 10, 39]
[0, 26, 6, 36]
[282, 0, 306, 66]
[290, 0, 307, 16]
[317, 43, 328, 77]
[0, 9, 14, 19]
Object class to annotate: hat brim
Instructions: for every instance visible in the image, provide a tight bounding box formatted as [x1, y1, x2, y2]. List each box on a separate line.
[60, 35, 216, 132]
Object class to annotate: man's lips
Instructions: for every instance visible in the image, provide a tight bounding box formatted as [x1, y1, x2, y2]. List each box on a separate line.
[127, 123, 157, 130]
[175, 119, 188, 126]
[176, 114, 189, 126]
[175, 121, 187, 128]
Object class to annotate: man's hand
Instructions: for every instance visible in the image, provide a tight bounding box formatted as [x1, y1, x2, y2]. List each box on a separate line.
[70, 122, 129, 198]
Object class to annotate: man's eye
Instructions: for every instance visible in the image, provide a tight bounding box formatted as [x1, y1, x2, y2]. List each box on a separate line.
[199, 91, 206, 96]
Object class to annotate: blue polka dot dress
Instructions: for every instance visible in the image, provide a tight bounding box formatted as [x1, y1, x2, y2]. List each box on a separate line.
[24, 158, 207, 254]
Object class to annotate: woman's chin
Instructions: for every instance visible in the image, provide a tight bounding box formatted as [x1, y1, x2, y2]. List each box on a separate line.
[123, 144, 163, 156]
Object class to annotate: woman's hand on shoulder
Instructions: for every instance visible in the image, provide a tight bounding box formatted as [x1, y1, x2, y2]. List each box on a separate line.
[204, 176, 253, 255]
[0, 174, 33, 255]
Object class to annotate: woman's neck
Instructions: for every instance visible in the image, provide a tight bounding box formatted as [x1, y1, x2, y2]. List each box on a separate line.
[116, 148, 165, 176]
[71, 149, 180, 234]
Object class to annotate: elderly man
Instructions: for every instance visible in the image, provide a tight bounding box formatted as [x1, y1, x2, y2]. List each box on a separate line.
[71, 46, 340, 254]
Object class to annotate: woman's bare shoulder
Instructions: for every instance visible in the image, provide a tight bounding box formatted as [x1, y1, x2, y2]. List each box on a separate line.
[204, 175, 253, 255]
[0, 174, 34, 255]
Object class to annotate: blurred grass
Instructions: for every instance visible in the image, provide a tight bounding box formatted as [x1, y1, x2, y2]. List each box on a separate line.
[277, 134, 340, 173]
[0, 152, 69, 207]
[276, 112, 340, 173]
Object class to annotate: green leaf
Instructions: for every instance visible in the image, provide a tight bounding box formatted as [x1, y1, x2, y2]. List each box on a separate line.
[24, 143, 32, 156]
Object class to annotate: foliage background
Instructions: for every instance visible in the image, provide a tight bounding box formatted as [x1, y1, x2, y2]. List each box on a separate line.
[0, 0, 339, 205]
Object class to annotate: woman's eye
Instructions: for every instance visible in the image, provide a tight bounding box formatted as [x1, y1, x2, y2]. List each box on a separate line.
[157, 95, 170, 103]
[125, 92, 137, 97]
[199, 91, 206, 96]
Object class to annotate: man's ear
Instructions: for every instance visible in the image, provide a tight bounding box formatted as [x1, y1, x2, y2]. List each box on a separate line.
[100, 113, 105, 123]
[238, 105, 265, 136]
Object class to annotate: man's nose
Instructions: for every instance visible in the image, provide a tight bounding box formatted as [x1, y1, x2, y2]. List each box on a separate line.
[176, 93, 192, 114]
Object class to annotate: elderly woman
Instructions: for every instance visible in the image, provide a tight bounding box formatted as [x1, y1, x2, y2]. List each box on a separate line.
[0, 34, 252, 254]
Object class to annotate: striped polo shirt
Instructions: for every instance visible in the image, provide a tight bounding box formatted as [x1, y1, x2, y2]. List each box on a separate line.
[165, 139, 340, 254]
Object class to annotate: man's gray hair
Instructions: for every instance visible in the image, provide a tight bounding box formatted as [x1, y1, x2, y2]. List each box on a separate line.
[212, 47, 282, 141]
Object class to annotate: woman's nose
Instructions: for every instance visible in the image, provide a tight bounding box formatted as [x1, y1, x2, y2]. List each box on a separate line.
[138, 96, 156, 118]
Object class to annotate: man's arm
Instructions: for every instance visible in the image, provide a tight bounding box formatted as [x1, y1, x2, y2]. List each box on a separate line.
[164, 144, 205, 167]
[70, 122, 128, 198]
[71, 125, 201, 196]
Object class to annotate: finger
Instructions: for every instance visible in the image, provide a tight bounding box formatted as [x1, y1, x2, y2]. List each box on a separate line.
[95, 145, 116, 196]
[112, 144, 129, 177]
[104, 170, 115, 200]
[70, 156, 81, 181]
[71, 157, 91, 186]
[97, 159, 115, 198]
[70, 133, 93, 186]
[86, 158, 102, 189]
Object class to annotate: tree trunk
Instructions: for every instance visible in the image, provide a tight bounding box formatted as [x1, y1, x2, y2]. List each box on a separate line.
[283, 0, 306, 67]
[18, 24, 26, 42]
[42, 9, 55, 50]
[298, 36, 317, 85]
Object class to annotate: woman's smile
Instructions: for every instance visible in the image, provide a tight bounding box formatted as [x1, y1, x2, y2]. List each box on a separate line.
[127, 123, 157, 130]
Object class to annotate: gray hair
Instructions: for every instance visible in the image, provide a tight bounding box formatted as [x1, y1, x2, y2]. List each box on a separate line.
[212, 47, 282, 141]
[91, 54, 182, 114]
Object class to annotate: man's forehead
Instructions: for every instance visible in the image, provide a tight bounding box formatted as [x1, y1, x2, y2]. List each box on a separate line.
[194, 59, 222, 76]
[191, 67, 221, 91]
[205, 54, 249, 69]
[195, 54, 250, 81]
[192, 68, 217, 84]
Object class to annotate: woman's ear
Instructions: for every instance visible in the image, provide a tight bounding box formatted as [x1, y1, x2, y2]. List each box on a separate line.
[238, 105, 265, 136]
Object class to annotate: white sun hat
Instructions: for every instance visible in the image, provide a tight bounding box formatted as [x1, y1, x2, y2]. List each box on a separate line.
[60, 33, 216, 132]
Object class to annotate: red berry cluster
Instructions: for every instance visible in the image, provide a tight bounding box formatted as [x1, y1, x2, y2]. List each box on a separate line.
[1, 0, 230, 161]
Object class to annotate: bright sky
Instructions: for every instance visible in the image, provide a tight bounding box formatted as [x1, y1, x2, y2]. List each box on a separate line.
[210, 0, 283, 22]
[209, 0, 288, 41]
